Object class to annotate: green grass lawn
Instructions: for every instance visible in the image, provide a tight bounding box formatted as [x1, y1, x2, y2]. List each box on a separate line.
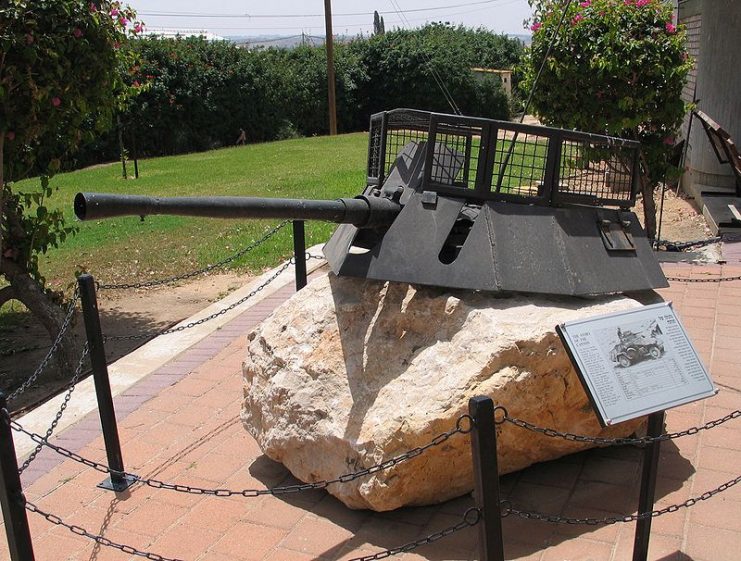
[16, 132, 369, 292]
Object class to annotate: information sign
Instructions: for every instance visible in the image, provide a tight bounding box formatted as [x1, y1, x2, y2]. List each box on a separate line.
[556, 302, 717, 427]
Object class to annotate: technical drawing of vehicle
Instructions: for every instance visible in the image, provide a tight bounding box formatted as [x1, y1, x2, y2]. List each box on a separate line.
[610, 325, 665, 367]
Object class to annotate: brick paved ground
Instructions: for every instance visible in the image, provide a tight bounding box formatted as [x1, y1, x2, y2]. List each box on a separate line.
[1, 259, 739, 561]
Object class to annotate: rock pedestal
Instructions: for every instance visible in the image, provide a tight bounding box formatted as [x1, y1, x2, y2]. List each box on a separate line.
[241, 273, 648, 511]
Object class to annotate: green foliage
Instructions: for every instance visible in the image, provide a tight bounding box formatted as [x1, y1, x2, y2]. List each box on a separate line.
[77, 25, 523, 163]
[521, 0, 691, 186]
[0, 0, 141, 287]
[346, 24, 521, 129]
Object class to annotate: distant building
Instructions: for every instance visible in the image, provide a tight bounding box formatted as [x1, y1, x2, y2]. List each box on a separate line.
[470, 68, 513, 97]
[141, 28, 226, 42]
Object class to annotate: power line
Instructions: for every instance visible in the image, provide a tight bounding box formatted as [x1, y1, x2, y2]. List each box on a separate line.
[167, 3, 521, 33]
[387, 0, 462, 115]
[138, 0, 518, 19]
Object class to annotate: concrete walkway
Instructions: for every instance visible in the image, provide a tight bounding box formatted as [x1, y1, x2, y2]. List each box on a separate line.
[1, 251, 739, 561]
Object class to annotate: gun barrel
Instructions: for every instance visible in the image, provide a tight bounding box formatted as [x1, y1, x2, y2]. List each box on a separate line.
[74, 192, 399, 227]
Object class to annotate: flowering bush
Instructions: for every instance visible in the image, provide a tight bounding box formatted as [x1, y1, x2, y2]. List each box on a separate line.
[521, 0, 691, 237]
[0, 0, 143, 374]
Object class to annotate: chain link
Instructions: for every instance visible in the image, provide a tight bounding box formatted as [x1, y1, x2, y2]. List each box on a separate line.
[505, 474, 741, 525]
[25, 501, 183, 561]
[11, 415, 472, 497]
[656, 237, 721, 251]
[104, 258, 293, 342]
[665, 274, 741, 283]
[499, 408, 740, 446]
[8, 289, 80, 402]
[97, 220, 290, 291]
[18, 345, 90, 474]
[105, 251, 325, 342]
[347, 508, 481, 561]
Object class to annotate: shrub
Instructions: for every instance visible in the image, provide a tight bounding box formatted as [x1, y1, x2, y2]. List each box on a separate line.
[0, 0, 141, 374]
[521, 0, 691, 236]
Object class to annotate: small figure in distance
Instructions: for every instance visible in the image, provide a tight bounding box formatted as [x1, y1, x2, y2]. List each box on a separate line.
[236, 128, 246, 145]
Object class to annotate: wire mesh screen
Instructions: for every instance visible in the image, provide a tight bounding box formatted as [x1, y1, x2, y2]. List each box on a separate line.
[381, 110, 431, 180]
[367, 115, 384, 182]
[559, 139, 635, 204]
[428, 122, 485, 189]
[491, 130, 550, 197]
[366, 109, 640, 207]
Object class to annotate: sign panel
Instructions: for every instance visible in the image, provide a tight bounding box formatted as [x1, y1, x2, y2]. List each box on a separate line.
[556, 302, 717, 427]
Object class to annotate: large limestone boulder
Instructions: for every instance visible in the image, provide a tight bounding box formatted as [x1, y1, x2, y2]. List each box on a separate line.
[241, 273, 649, 511]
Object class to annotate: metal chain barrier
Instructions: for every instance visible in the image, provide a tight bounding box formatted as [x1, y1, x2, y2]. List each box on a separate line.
[17, 344, 90, 474]
[655, 237, 721, 251]
[8, 288, 80, 402]
[11, 415, 472, 497]
[504, 474, 741, 526]
[496, 407, 741, 446]
[104, 258, 292, 342]
[665, 273, 741, 283]
[104, 252, 325, 343]
[347, 508, 481, 561]
[96, 220, 290, 291]
[24, 501, 183, 561]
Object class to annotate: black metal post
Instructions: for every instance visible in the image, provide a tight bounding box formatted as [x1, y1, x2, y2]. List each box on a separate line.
[131, 129, 139, 180]
[0, 394, 36, 561]
[469, 396, 505, 561]
[292, 220, 307, 291]
[77, 274, 136, 492]
[632, 410, 665, 561]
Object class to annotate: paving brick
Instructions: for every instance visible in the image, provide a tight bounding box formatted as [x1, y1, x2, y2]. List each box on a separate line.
[518, 458, 583, 489]
[611, 527, 683, 561]
[113, 497, 188, 537]
[150, 521, 221, 559]
[697, 445, 741, 474]
[210, 521, 288, 560]
[685, 523, 741, 561]
[280, 516, 356, 556]
[507, 482, 572, 514]
[539, 536, 613, 561]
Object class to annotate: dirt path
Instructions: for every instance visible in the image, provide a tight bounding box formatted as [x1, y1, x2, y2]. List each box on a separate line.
[1, 272, 249, 415]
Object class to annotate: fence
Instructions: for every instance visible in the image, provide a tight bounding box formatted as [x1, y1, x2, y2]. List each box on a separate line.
[1, 220, 739, 561]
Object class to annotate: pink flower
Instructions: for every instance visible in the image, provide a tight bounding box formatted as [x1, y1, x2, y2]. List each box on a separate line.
[119, 17, 128, 27]
[110, 8, 119, 17]
[665, 22, 677, 33]
[134, 23, 144, 34]
[51, 97, 61, 107]
[635, 0, 650, 6]
[132, 80, 140, 87]
[530, 22, 542, 32]
[6, 131, 15, 141]
[73, 28, 83, 38]
[663, 136, 675, 145]
[572, 14, 584, 24]
[579, 1, 591, 7]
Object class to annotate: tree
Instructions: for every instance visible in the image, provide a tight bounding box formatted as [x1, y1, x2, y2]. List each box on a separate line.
[521, 0, 691, 238]
[0, 1, 142, 376]
[373, 11, 385, 36]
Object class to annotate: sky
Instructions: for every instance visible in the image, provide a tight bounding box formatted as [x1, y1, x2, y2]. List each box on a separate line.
[125, 0, 535, 38]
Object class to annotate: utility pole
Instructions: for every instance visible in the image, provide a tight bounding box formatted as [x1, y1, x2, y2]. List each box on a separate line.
[323, 0, 338, 135]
